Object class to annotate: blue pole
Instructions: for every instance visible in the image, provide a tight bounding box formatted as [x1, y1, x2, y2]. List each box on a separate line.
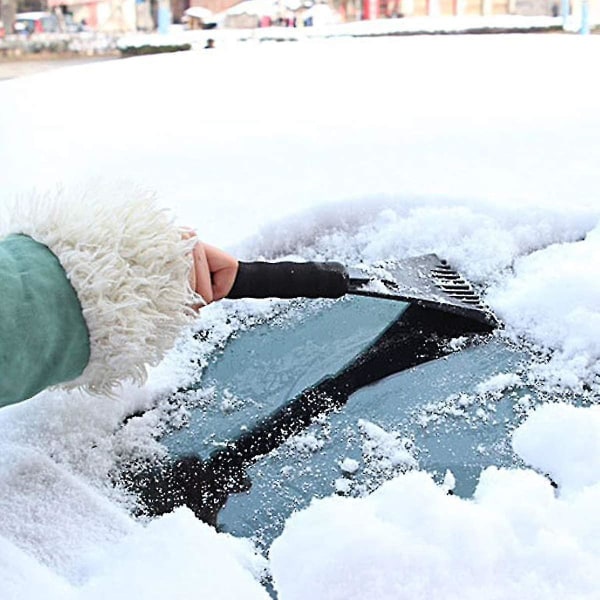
[157, 1, 171, 33]
[580, 0, 590, 34]
[561, 0, 569, 27]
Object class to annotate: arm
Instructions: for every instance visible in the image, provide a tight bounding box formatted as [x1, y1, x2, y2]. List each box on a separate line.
[0, 193, 235, 408]
[0, 234, 90, 407]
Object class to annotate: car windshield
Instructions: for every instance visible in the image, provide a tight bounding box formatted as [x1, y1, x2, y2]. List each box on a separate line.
[160, 294, 536, 547]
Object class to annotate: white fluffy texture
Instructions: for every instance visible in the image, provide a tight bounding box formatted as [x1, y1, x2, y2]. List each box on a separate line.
[78, 508, 269, 600]
[513, 404, 600, 496]
[488, 226, 600, 369]
[270, 459, 600, 600]
[0, 444, 135, 583]
[0, 492, 269, 600]
[1, 190, 197, 394]
[0, 536, 75, 600]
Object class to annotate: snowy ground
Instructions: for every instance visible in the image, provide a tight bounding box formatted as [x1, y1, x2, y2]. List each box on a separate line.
[0, 34, 599, 599]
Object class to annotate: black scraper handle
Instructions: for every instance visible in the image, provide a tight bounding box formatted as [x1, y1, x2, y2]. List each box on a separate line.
[227, 261, 349, 300]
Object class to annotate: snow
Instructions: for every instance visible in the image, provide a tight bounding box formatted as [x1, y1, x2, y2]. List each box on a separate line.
[512, 403, 600, 495]
[271, 407, 600, 600]
[339, 458, 360, 474]
[488, 232, 600, 390]
[271, 468, 600, 600]
[1, 33, 600, 599]
[358, 419, 417, 471]
[475, 372, 523, 396]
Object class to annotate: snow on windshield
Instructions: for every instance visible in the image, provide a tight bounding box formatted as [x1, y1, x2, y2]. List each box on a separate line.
[0, 34, 599, 599]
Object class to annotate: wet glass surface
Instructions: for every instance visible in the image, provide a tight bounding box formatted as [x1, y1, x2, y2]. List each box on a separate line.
[163, 297, 408, 459]
[218, 338, 533, 547]
[161, 296, 534, 547]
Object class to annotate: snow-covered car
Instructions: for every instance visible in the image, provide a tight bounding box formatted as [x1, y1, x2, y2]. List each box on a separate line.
[1, 34, 599, 600]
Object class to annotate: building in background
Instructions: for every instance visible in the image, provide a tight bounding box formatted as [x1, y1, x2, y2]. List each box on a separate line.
[359, 0, 599, 18]
[2, 0, 598, 34]
[43, 0, 149, 30]
[362, 0, 538, 16]
[188, 0, 238, 14]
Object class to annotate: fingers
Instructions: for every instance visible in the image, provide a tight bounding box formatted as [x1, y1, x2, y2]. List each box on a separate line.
[193, 242, 214, 305]
[191, 241, 239, 307]
[203, 243, 239, 300]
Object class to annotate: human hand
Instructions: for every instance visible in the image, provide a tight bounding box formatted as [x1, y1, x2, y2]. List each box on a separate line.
[190, 240, 239, 308]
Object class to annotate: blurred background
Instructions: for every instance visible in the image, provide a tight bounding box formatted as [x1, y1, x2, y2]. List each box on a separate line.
[0, 0, 597, 74]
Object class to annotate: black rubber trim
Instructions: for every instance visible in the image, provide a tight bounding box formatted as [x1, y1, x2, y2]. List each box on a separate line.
[227, 261, 349, 300]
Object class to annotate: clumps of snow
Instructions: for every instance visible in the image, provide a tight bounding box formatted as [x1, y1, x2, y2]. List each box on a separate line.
[335, 421, 417, 497]
[270, 404, 600, 600]
[446, 335, 469, 351]
[475, 372, 523, 396]
[339, 458, 360, 475]
[242, 199, 596, 286]
[285, 417, 331, 455]
[359, 420, 416, 473]
[417, 391, 478, 426]
[356, 278, 391, 296]
[335, 460, 360, 494]
[528, 355, 600, 394]
[219, 389, 246, 414]
[417, 371, 530, 428]
[287, 432, 326, 454]
[334, 478, 353, 495]
[515, 393, 534, 412]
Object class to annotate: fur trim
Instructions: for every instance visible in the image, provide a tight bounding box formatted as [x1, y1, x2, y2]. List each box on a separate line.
[2, 188, 199, 395]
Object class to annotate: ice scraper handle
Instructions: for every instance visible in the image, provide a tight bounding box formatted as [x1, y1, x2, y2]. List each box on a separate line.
[226, 261, 349, 300]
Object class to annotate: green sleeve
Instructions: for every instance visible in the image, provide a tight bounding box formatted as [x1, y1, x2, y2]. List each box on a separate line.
[0, 234, 91, 408]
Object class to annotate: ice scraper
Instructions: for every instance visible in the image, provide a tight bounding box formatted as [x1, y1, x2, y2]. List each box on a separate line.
[226, 253, 499, 329]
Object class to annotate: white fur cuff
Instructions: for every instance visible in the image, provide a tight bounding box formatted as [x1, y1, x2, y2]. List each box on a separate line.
[4, 189, 198, 395]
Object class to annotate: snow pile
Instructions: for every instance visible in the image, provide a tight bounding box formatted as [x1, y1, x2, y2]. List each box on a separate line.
[2, 506, 269, 600]
[489, 227, 600, 391]
[77, 508, 269, 600]
[270, 404, 600, 600]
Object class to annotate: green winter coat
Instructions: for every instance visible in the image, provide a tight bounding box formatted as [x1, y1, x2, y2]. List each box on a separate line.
[0, 234, 90, 408]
